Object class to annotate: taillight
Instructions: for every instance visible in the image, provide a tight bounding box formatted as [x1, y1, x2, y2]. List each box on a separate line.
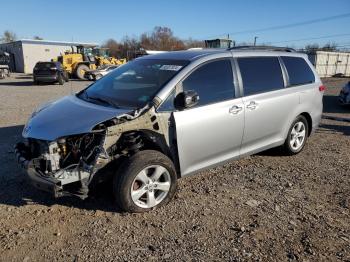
[319, 85, 326, 92]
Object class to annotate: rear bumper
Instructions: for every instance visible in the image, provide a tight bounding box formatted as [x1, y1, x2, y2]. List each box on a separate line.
[34, 75, 58, 82]
[14, 143, 63, 197]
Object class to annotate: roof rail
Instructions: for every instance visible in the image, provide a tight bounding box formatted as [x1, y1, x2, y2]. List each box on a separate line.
[227, 45, 296, 52]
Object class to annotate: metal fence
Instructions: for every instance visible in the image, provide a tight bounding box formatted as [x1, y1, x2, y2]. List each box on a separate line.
[308, 51, 350, 77]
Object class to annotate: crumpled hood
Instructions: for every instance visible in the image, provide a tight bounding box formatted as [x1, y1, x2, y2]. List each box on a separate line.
[23, 95, 131, 141]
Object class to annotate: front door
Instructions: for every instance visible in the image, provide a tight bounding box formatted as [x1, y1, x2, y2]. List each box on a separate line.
[173, 58, 244, 176]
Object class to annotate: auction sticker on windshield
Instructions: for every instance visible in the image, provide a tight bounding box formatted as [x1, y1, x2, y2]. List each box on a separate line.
[159, 65, 183, 71]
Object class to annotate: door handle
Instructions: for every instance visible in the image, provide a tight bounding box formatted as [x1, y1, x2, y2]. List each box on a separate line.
[229, 105, 243, 114]
[246, 101, 258, 110]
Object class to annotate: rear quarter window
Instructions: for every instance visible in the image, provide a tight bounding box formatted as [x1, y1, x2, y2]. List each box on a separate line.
[282, 56, 315, 86]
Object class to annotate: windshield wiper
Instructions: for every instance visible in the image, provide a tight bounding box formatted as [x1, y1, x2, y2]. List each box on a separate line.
[81, 91, 120, 108]
[89, 96, 120, 108]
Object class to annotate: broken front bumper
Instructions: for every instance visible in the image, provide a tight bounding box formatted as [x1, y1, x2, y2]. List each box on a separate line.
[14, 143, 64, 197]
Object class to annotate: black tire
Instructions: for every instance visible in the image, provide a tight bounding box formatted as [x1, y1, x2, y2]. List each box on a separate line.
[63, 71, 69, 82]
[113, 150, 177, 213]
[282, 115, 309, 155]
[58, 74, 65, 85]
[33, 78, 39, 85]
[75, 64, 89, 80]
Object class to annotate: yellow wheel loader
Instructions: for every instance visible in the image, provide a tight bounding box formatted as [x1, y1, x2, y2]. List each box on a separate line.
[56, 45, 126, 80]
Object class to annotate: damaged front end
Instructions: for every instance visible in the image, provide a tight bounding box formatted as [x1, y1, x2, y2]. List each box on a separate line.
[14, 58, 188, 200]
[15, 133, 104, 198]
[15, 103, 169, 199]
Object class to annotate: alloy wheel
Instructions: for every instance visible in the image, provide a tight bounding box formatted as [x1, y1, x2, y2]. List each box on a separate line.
[290, 121, 306, 151]
[130, 165, 171, 208]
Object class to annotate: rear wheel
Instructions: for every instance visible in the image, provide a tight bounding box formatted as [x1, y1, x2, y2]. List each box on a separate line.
[113, 150, 177, 213]
[75, 64, 89, 80]
[282, 115, 309, 155]
[58, 74, 65, 85]
[63, 71, 69, 82]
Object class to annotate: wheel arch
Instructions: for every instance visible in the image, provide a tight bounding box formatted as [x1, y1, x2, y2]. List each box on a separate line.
[299, 112, 313, 136]
[117, 130, 181, 178]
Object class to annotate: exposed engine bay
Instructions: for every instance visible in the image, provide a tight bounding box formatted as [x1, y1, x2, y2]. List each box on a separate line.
[15, 106, 175, 199]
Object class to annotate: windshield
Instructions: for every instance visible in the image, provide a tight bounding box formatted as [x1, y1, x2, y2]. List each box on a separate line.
[35, 62, 57, 69]
[79, 59, 189, 108]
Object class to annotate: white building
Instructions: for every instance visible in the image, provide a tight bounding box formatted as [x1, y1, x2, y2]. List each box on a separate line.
[308, 50, 350, 77]
[0, 39, 98, 73]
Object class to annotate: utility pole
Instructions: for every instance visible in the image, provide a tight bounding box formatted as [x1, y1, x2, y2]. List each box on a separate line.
[254, 36, 258, 46]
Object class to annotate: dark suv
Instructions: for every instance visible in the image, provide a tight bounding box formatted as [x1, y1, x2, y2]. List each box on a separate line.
[33, 62, 69, 85]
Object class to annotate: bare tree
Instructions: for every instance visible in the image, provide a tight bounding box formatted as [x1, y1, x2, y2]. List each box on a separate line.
[304, 43, 320, 52]
[120, 36, 141, 58]
[102, 26, 205, 58]
[304, 42, 337, 52]
[183, 38, 205, 49]
[321, 42, 337, 51]
[140, 26, 185, 51]
[33, 36, 43, 40]
[1, 30, 17, 43]
[102, 38, 121, 57]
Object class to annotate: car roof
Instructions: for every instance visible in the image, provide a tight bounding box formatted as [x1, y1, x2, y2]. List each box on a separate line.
[137, 48, 307, 62]
[137, 49, 227, 61]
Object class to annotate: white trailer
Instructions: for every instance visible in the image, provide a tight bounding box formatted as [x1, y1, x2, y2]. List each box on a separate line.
[308, 50, 350, 77]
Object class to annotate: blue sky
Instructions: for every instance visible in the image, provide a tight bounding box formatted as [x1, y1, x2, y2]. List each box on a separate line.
[1, 0, 350, 48]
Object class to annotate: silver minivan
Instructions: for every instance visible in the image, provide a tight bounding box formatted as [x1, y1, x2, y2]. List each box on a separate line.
[15, 46, 324, 212]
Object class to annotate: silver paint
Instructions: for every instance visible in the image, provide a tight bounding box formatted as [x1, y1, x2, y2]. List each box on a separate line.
[23, 95, 131, 141]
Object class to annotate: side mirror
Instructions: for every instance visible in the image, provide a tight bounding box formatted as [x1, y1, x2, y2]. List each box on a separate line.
[174, 90, 199, 109]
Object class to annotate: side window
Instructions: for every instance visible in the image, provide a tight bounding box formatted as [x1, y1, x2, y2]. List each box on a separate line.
[282, 56, 315, 86]
[182, 59, 235, 107]
[238, 57, 284, 96]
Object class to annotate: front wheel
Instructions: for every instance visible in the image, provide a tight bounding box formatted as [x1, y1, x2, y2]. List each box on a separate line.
[75, 64, 89, 80]
[282, 115, 309, 155]
[113, 150, 177, 213]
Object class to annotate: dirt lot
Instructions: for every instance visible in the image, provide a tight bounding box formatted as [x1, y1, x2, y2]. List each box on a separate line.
[0, 74, 349, 261]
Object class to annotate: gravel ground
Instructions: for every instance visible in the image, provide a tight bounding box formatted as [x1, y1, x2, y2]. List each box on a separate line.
[0, 74, 349, 262]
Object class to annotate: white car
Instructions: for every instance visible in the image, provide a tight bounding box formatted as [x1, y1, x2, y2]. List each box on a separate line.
[84, 65, 119, 81]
